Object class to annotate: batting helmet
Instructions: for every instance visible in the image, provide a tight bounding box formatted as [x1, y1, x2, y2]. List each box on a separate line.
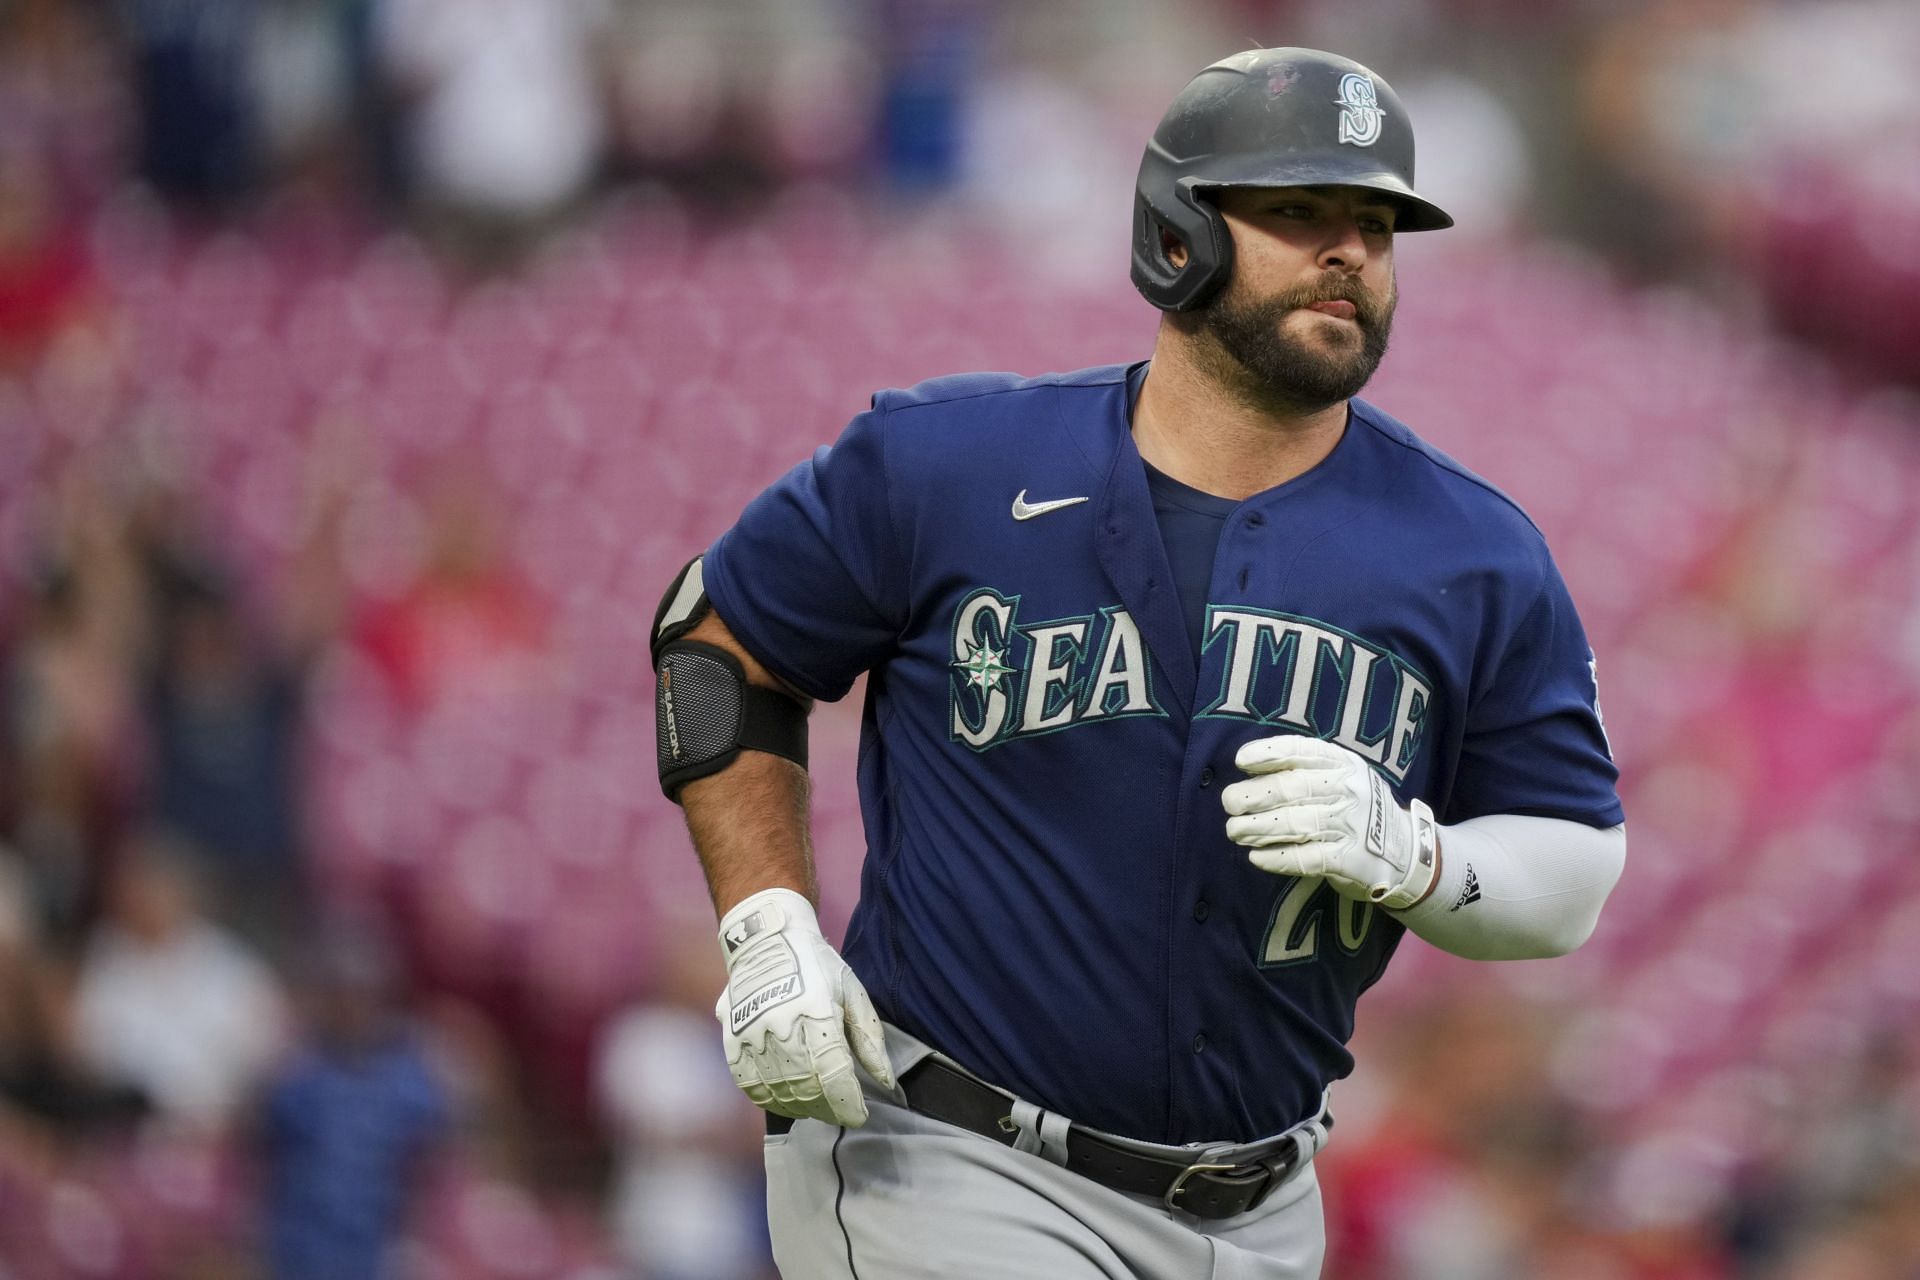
[1131, 47, 1453, 312]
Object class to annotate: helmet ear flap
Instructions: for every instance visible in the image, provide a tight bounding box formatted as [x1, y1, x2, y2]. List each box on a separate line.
[1130, 180, 1234, 312]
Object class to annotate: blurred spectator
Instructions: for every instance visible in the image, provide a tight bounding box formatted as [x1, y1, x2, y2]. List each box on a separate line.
[0, 851, 148, 1153]
[352, 469, 544, 713]
[6, 469, 264, 944]
[1569, 0, 1774, 285]
[6, 576, 117, 943]
[595, 923, 773, 1280]
[0, 141, 102, 368]
[111, 0, 265, 210]
[413, 994, 543, 1185]
[336, 0, 412, 210]
[1798, 1036, 1920, 1217]
[71, 836, 288, 1132]
[876, 1, 983, 194]
[5, 496, 150, 944]
[0, 0, 126, 196]
[259, 915, 449, 1280]
[251, 0, 396, 203]
[1394, 71, 1531, 240]
[1319, 989, 1739, 1280]
[1723, 1035, 1920, 1276]
[374, 0, 614, 264]
[604, 0, 872, 196]
[1567, 0, 1920, 384]
[144, 567, 310, 963]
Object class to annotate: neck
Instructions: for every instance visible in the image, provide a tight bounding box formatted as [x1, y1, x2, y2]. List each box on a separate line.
[1133, 324, 1350, 501]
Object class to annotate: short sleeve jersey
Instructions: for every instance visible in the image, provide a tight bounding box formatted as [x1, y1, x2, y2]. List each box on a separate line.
[703, 362, 1621, 1145]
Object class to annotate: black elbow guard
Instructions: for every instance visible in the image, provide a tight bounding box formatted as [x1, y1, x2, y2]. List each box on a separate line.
[654, 557, 808, 802]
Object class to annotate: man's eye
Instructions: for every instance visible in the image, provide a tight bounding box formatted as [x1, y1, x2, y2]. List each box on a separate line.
[1360, 217, 1393, 234]
[1273, 205, 1314, 219]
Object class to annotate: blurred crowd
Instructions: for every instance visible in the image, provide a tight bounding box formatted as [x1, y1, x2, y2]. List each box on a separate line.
[8, 0, 1920, 350]
[4, 0, 1920, 1278]
[1, 448, 770, 1276]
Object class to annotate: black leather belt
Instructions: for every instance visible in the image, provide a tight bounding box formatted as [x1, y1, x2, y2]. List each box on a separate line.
[897, 1057, 1312, 1220]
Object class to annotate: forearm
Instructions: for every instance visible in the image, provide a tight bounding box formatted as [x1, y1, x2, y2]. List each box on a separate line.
[673, 613, 819, 919]
[1387, 815, 1625, 961]
[681, 752, 816, 918]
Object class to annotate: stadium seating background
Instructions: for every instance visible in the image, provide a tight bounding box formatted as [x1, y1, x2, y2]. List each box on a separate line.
[6, 1, 1920, 1276]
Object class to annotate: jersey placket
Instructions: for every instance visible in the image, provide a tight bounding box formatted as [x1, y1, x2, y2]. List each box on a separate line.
[1163, 497, 1274, 1140]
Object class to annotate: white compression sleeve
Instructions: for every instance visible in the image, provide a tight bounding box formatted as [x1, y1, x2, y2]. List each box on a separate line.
[1387, 815, 1626, 961]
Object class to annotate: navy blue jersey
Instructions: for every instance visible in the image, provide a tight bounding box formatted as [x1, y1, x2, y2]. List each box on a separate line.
[1143, 459, 1238, 661]
[703, 362, 1621, 1145]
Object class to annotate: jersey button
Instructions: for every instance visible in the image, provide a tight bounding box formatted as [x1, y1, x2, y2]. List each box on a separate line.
[1192, 1032, 1208, 1054]
[1246, 512, 1265, 528]
[1193, 900, 1210, 923]
[1199, 768, 1214, 788]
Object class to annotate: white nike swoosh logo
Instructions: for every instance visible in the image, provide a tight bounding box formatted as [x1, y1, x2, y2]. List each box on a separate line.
[1011, 490, 1089, 521]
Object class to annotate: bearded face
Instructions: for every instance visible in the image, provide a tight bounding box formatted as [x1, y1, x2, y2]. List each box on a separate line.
[1197, 266, 1397, 414]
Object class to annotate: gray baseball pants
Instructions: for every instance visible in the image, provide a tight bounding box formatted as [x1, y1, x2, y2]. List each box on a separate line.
[763, 1025, 1327, 1279]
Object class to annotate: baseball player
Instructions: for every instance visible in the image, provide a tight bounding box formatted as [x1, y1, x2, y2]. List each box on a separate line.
[651, 47, 1625, 1278]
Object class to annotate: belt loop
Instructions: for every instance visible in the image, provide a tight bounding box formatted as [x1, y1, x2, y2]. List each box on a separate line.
[1287, 1127, 1313, 1173]
[1036, 1107, 1072, 1167]
[1289, 1103, 1331, 1170]
[1005, 1099, 1071, 1167]
[1006, 1099, 1044, 1158]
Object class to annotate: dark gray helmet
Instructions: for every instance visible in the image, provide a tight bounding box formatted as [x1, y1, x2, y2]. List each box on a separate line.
[1131, 47, 1453, 312]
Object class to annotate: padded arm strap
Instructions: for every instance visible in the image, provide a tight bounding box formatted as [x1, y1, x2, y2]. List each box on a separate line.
[657, 640, 808, 802]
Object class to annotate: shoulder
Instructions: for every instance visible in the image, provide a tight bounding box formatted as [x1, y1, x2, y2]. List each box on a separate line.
[1350, 397, 1553, 573]
[869, 364, 1132, 419]
[857, 364, 1131, 491]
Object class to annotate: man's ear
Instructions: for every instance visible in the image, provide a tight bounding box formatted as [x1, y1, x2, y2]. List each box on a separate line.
[1162, 227, 1189, 268]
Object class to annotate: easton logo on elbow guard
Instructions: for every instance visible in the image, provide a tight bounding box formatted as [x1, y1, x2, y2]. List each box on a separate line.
[661, 668, 683, 760]
[730, 975, 803, 1034]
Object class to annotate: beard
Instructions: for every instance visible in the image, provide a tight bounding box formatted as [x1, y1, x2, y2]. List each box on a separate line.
[1197, 270, 1396, 414]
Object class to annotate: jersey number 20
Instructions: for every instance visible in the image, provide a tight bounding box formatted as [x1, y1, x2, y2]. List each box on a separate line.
[1260, 878, 1375, 966]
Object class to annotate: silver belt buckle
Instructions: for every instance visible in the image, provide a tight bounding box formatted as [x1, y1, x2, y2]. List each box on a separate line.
[1162, 1151, 1239, 1212]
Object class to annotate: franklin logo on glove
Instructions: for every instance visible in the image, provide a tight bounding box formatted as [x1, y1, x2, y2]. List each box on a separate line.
[729, 973, 803, 1035]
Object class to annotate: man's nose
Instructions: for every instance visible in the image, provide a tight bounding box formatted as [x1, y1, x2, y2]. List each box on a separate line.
[1316, 218, 1367, 272]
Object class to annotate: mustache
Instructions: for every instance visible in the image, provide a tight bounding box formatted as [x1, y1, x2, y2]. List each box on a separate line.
[1270, 275, 1391, 327]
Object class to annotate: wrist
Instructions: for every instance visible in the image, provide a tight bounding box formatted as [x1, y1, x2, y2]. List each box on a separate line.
[1370, 796, 1439, 910]
[1387, 817, 1472, 923]
[1406, 828, 1443, 907]
[1405, 798, 1440, 902]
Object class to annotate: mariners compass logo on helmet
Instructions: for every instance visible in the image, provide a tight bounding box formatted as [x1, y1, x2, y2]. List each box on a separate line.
[1336, 72, 1383, 146]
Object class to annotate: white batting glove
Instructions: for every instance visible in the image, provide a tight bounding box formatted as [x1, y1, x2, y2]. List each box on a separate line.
[715, 888, 893, 1127]
[1221, 736, 1441, 910]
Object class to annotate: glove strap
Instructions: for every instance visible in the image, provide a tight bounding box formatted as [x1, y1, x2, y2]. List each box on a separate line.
[1407, 798, 1439, 896]
[719, 887, 819, 964]
[1370, 797, 1440, 908]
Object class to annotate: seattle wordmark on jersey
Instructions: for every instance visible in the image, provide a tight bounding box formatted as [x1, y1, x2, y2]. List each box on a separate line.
[951, 590, 1433, 782]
